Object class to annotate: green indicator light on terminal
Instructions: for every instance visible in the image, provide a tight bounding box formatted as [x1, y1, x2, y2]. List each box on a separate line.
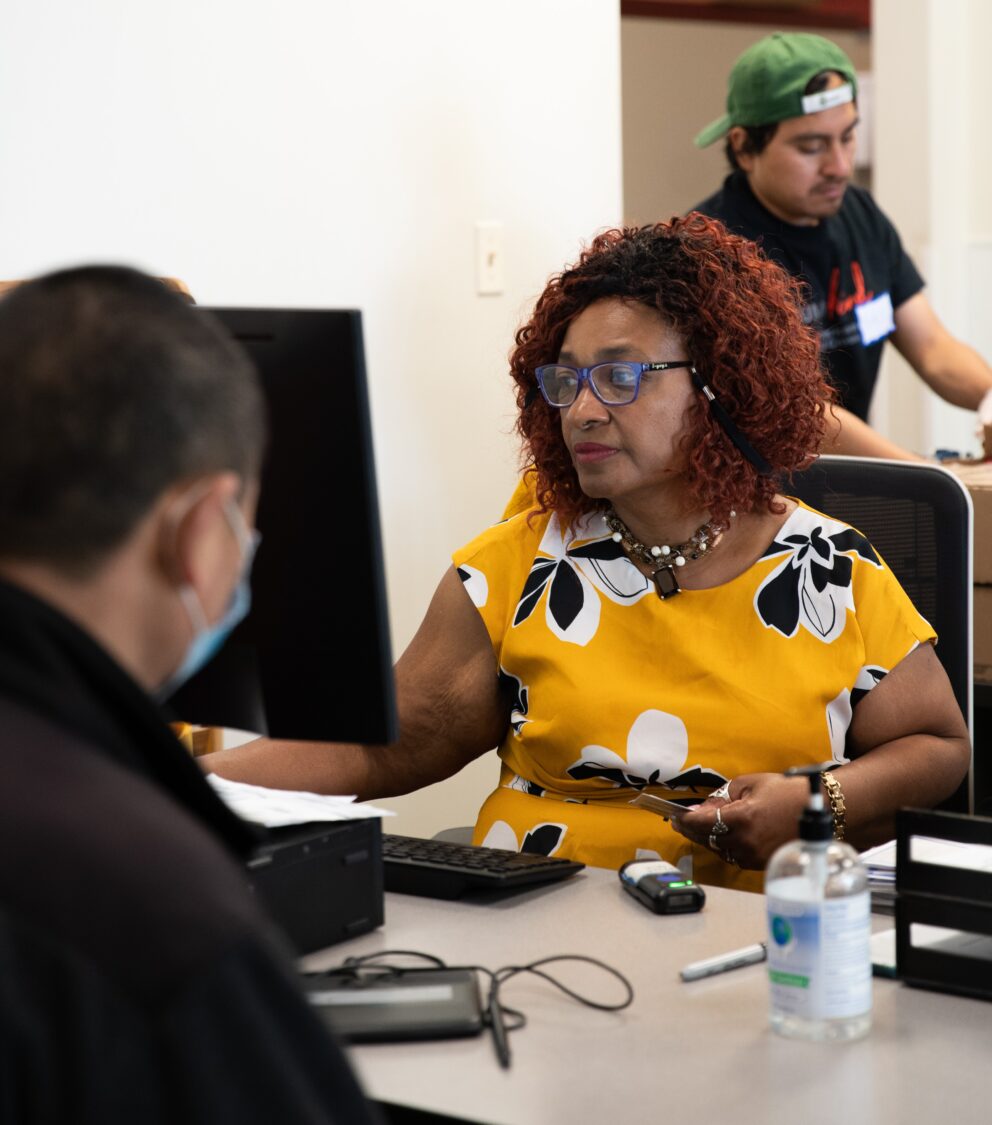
[668, 881, 686, 888]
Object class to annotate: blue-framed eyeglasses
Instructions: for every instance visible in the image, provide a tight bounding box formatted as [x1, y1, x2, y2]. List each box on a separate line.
[534, 360, 693, 408]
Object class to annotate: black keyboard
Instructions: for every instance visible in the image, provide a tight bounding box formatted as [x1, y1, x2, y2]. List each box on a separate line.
[381, 834, 585, 899]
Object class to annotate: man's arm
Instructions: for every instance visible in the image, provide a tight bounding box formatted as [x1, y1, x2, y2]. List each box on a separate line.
[819, 289, 992, 461]
[819, 403, 924, 461]
[892, 292, 992, 409]
[202, 566, 507, 798]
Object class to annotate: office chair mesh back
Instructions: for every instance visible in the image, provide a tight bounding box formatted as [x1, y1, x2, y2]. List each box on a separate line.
[787, 456, 972, 814]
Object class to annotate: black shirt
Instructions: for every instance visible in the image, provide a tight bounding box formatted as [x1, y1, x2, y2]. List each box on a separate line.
[693, 171, 924, 420]
[0, 579, 377, 1124]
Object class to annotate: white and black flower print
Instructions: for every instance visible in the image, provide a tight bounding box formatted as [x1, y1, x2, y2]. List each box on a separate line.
[481, 819, 566, 856]
[566, 710, 728, 793]
[499, 668, 531, 735]
[850, 663, 888, 707]
[506, 772, 545, 797]
[755, 509, 880, 643]
[457, 563, 488, 609]
[513, 513, 650, 646]
[824, 663, 890, 764]
[663, 765, 732, 792]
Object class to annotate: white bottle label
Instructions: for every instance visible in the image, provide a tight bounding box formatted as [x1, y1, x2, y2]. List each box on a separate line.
[766, 880, 871, 1020]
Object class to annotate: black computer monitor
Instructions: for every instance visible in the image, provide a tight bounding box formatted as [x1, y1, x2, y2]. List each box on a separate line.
[165, 308, 398, 744]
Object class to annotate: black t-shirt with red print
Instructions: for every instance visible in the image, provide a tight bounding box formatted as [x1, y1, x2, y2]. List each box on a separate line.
[692, 172, 924, 421]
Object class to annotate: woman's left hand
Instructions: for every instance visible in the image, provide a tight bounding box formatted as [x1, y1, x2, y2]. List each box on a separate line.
[674, 773, 811, 870]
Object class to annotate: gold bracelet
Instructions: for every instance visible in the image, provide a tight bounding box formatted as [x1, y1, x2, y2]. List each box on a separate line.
[820, 770, 846, 840]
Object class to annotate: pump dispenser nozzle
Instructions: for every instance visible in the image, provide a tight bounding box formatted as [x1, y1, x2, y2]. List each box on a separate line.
[785, 764, 834, 842]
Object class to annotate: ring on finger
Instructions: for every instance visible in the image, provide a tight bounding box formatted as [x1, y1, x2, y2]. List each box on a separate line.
[711, 806, 730, 836]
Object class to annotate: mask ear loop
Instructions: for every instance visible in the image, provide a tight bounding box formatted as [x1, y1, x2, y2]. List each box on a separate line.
[690, 367, 772, 477]
[177, 582, 210, 637]
[162, 482, 254, 629]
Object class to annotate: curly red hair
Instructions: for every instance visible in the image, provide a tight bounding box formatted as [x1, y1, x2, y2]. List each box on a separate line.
[511, 213, 833, 527]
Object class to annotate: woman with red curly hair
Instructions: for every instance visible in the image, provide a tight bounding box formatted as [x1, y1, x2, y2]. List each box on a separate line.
[208, 216, 967, 891]
[507, 214, 825, 529]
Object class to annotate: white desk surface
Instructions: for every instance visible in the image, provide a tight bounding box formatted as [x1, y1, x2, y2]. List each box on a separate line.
[303, 867, 991, 1125]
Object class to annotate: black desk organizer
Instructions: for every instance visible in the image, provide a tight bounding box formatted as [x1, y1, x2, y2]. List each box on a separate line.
[896, 808, 992, 1002]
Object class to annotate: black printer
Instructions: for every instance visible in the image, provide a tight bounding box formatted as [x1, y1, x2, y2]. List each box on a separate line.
[247, 818, 383, 954]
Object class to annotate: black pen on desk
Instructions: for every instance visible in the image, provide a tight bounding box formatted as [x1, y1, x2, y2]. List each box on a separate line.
[680, 942, 767, 982]
[487, 991, 511, 1069]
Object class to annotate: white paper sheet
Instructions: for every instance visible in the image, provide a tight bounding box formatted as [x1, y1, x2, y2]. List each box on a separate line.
[207, 773, 394, 827]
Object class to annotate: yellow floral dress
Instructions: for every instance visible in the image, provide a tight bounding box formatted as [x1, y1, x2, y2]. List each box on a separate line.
[452, 501, 934, 892]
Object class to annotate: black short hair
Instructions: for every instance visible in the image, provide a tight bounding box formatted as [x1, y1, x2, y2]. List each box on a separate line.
[0, 265, 266, 571]
[724, 71, 847, 170]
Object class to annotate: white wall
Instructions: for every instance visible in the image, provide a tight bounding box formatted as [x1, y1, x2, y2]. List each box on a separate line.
[873, 0, 992, 456]
[0, 1, 622, 835]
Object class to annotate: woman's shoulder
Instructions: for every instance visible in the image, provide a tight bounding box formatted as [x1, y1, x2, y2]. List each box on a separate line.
[765, 500, 883, 569]
[454, 507, 550, 565]
[453, 508, 617, 612]
[745, 498, 933, 649]
[759, 498, 894, 597]
[455, 506, 611, 565]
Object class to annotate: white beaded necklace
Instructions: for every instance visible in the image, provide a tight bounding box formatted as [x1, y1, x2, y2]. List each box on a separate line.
[604, 506, 735, 600]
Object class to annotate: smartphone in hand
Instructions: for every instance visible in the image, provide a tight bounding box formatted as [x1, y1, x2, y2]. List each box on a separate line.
[629, 792, 696, 821]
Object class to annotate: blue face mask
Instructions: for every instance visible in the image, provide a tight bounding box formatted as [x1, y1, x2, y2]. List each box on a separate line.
[157, 501, 259, 701]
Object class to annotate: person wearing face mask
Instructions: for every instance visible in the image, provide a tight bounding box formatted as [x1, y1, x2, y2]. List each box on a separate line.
[691, 32, 992, 461]
[0, 267, 376, 1124]
[158, 489, 259, 701]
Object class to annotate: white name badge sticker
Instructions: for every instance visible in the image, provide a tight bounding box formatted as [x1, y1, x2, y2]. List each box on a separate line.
[801, 83, 854, 115]
[854, 292, 895, 346]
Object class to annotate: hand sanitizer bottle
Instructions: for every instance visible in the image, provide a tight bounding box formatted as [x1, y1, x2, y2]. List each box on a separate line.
[765, 765, 871, 1041]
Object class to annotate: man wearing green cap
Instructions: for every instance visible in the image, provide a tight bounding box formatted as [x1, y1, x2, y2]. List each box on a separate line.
[693, 32, 992, 459]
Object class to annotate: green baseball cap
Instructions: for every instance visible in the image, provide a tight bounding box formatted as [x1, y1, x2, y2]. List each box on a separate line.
[694, 32, 858, 148]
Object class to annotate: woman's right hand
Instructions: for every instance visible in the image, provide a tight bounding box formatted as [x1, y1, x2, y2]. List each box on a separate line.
[673, 772, 810, 870]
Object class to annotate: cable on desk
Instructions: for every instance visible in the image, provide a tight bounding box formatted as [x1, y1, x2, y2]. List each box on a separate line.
[306, 949, 635, 1069]
[303, 949, 447, 983]
[490, 954, 635, 1013]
